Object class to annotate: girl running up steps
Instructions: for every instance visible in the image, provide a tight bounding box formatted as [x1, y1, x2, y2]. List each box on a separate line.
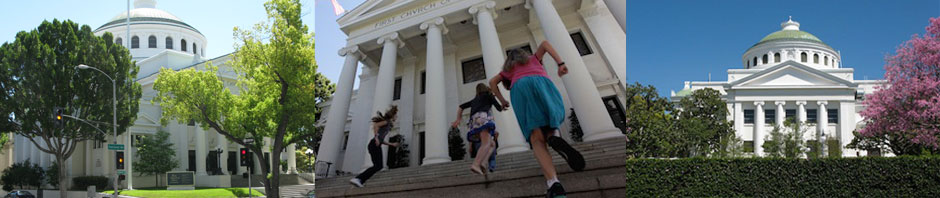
[349, 106, 400, 187]
[489, 41, 585, 198]
[452, 83, 504, 175]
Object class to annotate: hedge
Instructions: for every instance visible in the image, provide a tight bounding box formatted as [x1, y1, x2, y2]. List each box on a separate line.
[72, 176, 109, 191]
[625, 157, 940, 197]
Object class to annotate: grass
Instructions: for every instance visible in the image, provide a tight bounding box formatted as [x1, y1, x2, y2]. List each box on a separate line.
[102, 187, 265, 198]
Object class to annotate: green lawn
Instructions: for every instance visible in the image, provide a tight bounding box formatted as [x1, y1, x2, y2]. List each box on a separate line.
[102, 187, 264, 198]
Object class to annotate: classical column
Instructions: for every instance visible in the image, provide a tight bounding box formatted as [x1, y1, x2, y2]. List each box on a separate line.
[287, 144, 297, 174]
[753, 101, 765, 156]
[317, 45, 363, 174]
[195, 127, 208, 175]
[775, 101, 785, 127]
[796, 101, 807, 123]
[528, 0, 623, 141]
[817, 101, 828, 156]
[733, 102, 743, 140]
[579, 0, 626, 89]
[218, 132, 229, 175]
[839, 102, 855, 157]
[469, 1, 527, 154]
[362, 32, 403, 170]
[420, 17, 452, 165]
[343, 67, 376, 173]
[602, 0, 625, 33]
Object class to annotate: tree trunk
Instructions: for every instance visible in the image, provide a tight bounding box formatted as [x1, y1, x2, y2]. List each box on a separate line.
[57, 156, 68, 198]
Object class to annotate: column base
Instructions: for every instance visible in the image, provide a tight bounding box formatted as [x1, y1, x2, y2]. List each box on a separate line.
[196, 171, 208, 176]
[421, 156, 451, 165]
[583, 129, 625, 142]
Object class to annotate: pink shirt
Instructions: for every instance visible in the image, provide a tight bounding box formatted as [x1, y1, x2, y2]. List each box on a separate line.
[499, 55, 550, 88]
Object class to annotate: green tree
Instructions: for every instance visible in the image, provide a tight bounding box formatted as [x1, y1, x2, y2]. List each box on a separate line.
[763, 119, 809, 158]
[448, 127, 466, 161]
[133, 131, 178, 187]
[1, 159, 44, 191]
[46, 162, 59, 189]
[0, 19, 141, 197]
[623, 83, 681, 158]
[0, 133, 8, 153]
[567, 108, 584, 142]
[151, 0, 331, 196]
[675, 88, 737, 157]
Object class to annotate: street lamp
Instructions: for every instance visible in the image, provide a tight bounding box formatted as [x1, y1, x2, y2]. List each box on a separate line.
[76, 64, 120, 197]
[305, 149, 313, 174]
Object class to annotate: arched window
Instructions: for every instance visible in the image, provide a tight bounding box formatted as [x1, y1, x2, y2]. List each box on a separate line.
[131, 36, 139, 49]
[115, 38, 122, 47]
[824, 56, 828, 65]
[148, 36, 157, 48]
[753, 57, 758, 65]
[746, 60, 750, 68]
[774, 53, 781, 63]
[762, 54, 768, 64]
[181, 39, 187, 52]
[193, 43, 197, 55]
[165, 37, 173, 49]
[801, 52, 807, 62]
[813, 54, 819, 63]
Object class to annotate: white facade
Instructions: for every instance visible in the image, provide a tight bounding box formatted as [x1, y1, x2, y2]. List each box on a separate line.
[671, 18, 886, 157]
[10, 0, 297, 189]
[315, 0, 627, 177]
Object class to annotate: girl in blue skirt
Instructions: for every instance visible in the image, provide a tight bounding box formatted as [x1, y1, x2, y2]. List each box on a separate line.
[452, 83, 504, 175]
[489, 41, 585, 197]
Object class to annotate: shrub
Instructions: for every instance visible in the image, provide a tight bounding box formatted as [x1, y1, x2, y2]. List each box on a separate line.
[71, 176, 108, 191]
[625, 157, 940, 197]
[1, 159, 44, 191]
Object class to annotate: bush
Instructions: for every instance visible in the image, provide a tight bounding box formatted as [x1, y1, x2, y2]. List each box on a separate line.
[625, 157, 940, 197]
[72, 176, 108, 191]
[1, 159, 44, 191]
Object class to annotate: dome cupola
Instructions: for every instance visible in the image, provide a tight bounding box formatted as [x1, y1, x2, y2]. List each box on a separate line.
[742, 17, 840, 69]
[93, 0, 207, 61]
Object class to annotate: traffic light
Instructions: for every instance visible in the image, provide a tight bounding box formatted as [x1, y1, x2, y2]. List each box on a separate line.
[240, 148, 249, 166]
[53, 107, 64, 127]
[116, 151, 125, 170]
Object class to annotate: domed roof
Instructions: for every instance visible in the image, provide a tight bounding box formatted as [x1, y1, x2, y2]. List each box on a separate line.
[749, 17, 832, 51]
[94, 0, 201, 34]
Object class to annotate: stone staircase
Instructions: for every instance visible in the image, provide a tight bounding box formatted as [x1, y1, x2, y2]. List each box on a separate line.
[315, 137, 626, 197]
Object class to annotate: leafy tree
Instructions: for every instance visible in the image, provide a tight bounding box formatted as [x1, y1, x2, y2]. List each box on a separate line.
[1, 159, 44, 191]
[675, 88, 737, 157]
[151, 0, 331, 196]
[448, 127, 467, 161]
[623, 83, 680, 158]
[0, 133, 8, 153]
[133, 130, 178, 187]
[295, 146, 315, 173]
[567, 108, 584, 142]
[858, 17, 940, 154]
[0, 19, 140, 197]
[763, 119, 809, 158]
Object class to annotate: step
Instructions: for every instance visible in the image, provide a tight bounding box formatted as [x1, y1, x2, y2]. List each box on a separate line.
[315, 137, 626, 197]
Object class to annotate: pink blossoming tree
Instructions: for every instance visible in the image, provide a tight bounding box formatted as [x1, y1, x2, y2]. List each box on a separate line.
[858, 17, 940, 155]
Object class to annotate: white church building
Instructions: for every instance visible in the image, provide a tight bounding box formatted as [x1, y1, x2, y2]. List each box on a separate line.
[9, 0, 300, 189]
[314, 0, 627, 177]
[671, 18, 886, 157]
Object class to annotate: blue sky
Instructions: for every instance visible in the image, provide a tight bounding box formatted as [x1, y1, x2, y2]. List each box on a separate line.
[0, 0, 316, 65]
[315, 0, 367, 89]
[627, 0, 940, 97]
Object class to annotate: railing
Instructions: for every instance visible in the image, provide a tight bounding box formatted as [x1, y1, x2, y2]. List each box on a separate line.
[315, 161, 333, 178]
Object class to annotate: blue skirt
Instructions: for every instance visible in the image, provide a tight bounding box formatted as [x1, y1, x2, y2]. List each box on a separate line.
[510, 76, 565, 143]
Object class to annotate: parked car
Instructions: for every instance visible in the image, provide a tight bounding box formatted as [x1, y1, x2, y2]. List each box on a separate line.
[3, 191, 35, 198]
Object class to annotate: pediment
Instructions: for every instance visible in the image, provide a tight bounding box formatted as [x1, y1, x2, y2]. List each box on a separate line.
[338, 0, 408, 25]
[731, 61, 855, 88]
[133, 113, 160, 127]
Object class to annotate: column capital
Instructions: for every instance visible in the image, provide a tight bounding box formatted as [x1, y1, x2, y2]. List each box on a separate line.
[753, 101, 764, 106]
[775, 101, 786, 106]
[795, 100, 807, 105]
[338, 45, 365, 59]
[817, 101, 828, 106]
[376, 32, 404, 48]
[419, 17, 449, 34]
[469, 1, 498, 23]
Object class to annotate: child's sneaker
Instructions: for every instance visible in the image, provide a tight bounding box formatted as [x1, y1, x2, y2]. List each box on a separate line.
[349, 178, 364, 187]
[547, 136, 585, 171]
[546, 182, 567, 198]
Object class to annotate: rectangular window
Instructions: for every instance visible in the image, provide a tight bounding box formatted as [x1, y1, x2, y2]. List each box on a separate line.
[602, 96, 627, 133]
[419, 132, 426, 165]
[570, 32, 593, 56]
[343, 132, 349, 151]
[743, 141, 754, 153]
[827, 109, 838, 124]
[420, 71, 426, 94]
[744, 110, 755, 124]
[393, 77, 402, 100]
[785, 109, 796, 122]
[764, 109, 775, 124]
[228, 151, 237, 175]
[461, 57, 486, 84]
[505, 45, 534, 57]
[188, 150, 196, 172]
[806, 109, 818, 123]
